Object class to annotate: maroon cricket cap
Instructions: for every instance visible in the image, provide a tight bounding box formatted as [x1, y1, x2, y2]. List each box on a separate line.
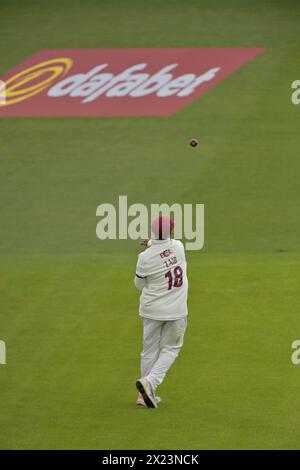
[151, 216, 175, 239]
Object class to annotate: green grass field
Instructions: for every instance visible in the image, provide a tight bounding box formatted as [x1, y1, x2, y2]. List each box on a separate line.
[1, 0, 300, 450]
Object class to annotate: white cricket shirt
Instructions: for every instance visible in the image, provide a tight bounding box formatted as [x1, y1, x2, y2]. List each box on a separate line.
[135, 238, 188, 321]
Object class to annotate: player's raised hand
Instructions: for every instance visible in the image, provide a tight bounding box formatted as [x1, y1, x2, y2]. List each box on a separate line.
[139, 239, 149, 246]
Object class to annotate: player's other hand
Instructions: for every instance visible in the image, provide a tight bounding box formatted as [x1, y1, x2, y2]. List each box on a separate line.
[139, 239, 149, 246]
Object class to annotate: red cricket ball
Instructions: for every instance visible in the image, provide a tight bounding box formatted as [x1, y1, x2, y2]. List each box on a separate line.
[190, 138, 198, 147]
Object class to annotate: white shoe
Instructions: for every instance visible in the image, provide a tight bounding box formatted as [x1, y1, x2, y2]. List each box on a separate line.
[136, 393, 161, 406]
[136, 393, 146, 406]
[136, 378, 157, 408]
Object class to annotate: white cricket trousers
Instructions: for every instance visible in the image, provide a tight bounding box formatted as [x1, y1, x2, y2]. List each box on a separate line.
[141, 317, 187, 390]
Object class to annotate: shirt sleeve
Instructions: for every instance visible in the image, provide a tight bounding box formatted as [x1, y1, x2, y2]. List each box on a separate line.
[134, 253, 147, 290]
[134, 275, 146, 290]
[174, 239, 186, 261]
[135, 252, 148, 278]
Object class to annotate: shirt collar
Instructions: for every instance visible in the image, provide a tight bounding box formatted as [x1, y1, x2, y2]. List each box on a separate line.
[150, 238, 171, 245]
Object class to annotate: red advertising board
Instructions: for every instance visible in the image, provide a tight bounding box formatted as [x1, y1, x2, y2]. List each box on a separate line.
[0, 48, 265, 116]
